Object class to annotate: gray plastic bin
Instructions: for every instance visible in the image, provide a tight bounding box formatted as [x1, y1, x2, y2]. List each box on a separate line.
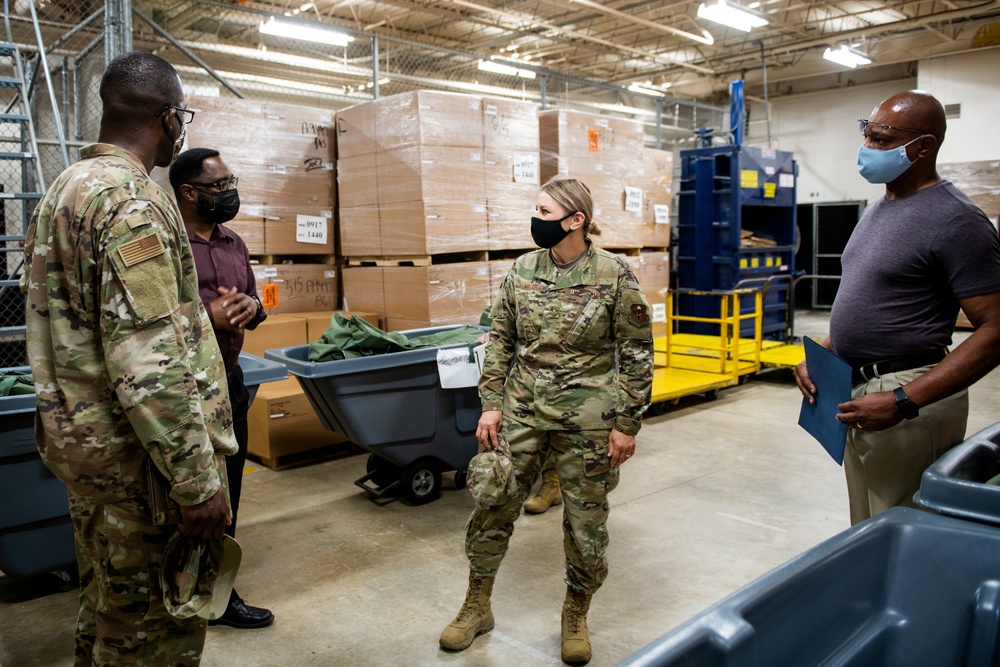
[914, 421, 1000, 526]
[264, 325, 483, 504]
[239, 351, 289, 404]
[0, 366, 76, 577]
[618, 508, 1000, 667]
[0, 355, 285, 578]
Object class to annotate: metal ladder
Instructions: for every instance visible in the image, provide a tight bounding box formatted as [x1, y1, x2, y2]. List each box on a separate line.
[1, 0, 69, 367]
[0, 40, 45, 364]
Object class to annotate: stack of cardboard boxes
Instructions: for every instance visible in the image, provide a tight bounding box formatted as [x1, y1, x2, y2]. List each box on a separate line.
[540, 110, 672, 250]
[183, 96, 335, 257]
[336, 90, 541, 330]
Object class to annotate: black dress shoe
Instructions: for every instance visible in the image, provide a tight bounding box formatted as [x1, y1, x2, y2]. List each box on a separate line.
[209, 590, 275, 629]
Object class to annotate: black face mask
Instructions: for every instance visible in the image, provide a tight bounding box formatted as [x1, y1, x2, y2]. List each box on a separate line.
[530, 211, 576, 249]
[195, 188, 241, 224]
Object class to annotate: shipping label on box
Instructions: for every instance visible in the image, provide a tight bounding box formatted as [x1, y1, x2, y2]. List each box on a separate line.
[296, 214, 329, 245]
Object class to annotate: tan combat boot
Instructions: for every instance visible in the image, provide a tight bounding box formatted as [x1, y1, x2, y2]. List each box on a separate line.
[524, 467, 561, 514]
[439, 574, 496, 651]
[561, 587, 593, 665]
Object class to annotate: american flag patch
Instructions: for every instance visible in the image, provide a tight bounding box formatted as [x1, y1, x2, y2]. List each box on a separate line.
[118, 233, 164, 267]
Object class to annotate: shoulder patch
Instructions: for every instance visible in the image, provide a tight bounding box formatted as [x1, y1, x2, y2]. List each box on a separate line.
[118, 233, 164, 267]
[630, 303, 649, 326]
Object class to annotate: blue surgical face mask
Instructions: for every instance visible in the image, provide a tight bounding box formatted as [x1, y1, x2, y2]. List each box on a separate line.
[856, 136, 923, 184]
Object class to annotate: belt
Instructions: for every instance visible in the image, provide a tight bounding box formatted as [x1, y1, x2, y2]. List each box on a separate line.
[851, 349, 947, 385]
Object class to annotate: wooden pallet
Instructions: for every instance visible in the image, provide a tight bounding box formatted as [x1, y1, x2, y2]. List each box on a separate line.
[341, 250, 490, 267]
[341, 255, 433, 267]
[248, 442, 363, 471]
[250, 254, 337, 266]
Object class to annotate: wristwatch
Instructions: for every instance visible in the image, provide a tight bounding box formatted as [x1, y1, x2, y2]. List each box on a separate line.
[250, 295, 263, 319]
[894, 387, 920, 420]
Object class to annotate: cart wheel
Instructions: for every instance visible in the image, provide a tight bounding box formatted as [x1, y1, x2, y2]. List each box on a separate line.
[367, 454, 401, 489]
[705, 389, 720, 401]
[454, 469, 468, 490]
[401, 460, 442, 505]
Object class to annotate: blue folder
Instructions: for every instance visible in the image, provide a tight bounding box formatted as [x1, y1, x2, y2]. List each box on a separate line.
[797, 337, 852, 465]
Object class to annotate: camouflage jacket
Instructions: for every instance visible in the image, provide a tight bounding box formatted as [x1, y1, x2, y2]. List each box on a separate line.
[480, 243, 653, 435]
[22, 144, 236, 507]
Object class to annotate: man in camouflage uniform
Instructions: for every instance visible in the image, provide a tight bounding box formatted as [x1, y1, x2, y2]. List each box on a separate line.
[21, 51, 236, 666]
[441, 178, 653, 665]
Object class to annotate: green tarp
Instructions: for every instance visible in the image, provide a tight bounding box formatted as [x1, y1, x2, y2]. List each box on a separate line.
[308, 313, 484, 362]
[0, 371, 33, 397]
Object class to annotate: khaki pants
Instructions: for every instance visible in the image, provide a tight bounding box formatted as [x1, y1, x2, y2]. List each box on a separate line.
[845, 364, 968, 525]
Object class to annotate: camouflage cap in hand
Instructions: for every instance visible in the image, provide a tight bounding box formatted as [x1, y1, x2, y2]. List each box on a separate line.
[467, 436, 517, 507]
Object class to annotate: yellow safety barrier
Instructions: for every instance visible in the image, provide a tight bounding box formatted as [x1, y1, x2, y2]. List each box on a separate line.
[650, 288, 763, 405]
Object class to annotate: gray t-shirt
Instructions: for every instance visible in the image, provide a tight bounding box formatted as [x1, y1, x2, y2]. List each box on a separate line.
[830, 180, 1000, 368]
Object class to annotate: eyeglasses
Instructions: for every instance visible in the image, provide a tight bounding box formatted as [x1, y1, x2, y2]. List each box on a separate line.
[187, 176, 239, 191]
[156, 104, 196, 125]
[857, 118, 930, 137]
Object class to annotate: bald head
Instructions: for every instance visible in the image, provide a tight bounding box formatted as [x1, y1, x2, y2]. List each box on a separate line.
[871, 90, 947, 142]
[99, 51, 183, 127]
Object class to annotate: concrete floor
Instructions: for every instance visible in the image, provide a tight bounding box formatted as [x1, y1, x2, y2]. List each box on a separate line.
[3, 311, 998, 667]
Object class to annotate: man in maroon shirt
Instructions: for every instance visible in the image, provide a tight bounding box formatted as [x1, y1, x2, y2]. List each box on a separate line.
[169, 148, 274, 629]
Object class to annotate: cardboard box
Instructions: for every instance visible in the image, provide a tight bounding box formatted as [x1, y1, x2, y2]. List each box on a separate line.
[376, 146, 486, 205]
[374, 90, 484, 152]
[336, 154, 379, 209]
[224, 220, 266, 255]
[638, 251, 671, 337]
[377, 200, 488, 256]
[253, 264, 340, 314]
[341, 266, 385, 316]
[241, 313, 309, 358]
[338, 206, 382, 257]
[539, 109, 645, 161]
[182, 96, 269, 212]
[383, 263, 491, 323]
[482, 97, 539, 152]
[284, 310, 381, 342]
[335, 100, 377, 158]
[248, 378, 350, 464]
[484, 150, 538, 251]
[263, 213, 335, 255]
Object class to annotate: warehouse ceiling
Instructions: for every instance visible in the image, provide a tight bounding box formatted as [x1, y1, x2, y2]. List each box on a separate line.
[8, 0, 1000, 117]
[170, 0, 1000, 102]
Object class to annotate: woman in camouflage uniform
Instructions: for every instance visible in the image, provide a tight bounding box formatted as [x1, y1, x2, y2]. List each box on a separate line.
[440, 177, 654, 665]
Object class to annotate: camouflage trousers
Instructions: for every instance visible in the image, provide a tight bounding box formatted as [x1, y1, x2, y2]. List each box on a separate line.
[69, 493, 208, 667]
[465, 419, 620, 595]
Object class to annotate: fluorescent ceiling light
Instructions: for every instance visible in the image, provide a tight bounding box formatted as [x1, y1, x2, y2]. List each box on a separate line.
[697, 0, 768, 32]
[259, 16, 354, 47]
[629, 82, 666, 97]
[823, 45, 872, 68]
[477, 59, 536, 79]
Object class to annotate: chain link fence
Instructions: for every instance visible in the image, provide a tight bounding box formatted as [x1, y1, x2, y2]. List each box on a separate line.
[1, 0, 725, 367]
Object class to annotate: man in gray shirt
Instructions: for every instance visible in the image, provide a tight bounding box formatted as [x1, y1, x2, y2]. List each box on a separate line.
[795, 90, 1000, 524]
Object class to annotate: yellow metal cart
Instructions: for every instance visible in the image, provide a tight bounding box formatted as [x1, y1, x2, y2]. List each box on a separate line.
[651, 288, 763, 405]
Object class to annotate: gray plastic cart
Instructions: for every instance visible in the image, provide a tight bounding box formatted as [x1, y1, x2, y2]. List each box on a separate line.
[0, 353, 286, 578]
[264, 325, 483, 505]
[0, 366, 75, 579]
[914, 421, 1000, 526]
[618, 507, 1000, 667]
